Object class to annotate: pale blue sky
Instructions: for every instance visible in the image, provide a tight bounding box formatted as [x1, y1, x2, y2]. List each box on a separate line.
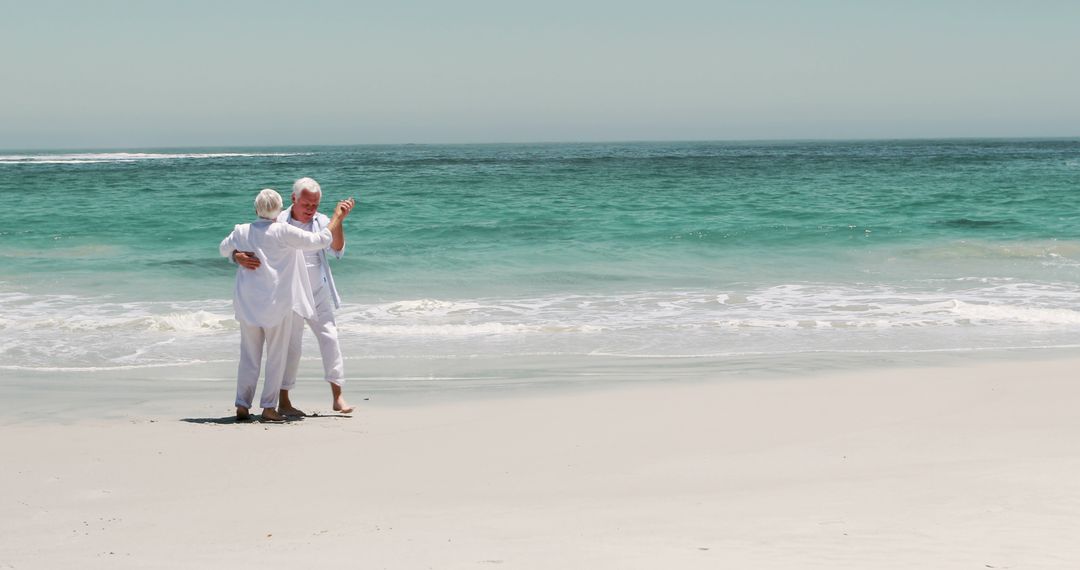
[3, 0, 1079, 149]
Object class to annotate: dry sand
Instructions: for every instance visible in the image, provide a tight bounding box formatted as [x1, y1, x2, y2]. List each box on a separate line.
[3, 356, 1080, 569]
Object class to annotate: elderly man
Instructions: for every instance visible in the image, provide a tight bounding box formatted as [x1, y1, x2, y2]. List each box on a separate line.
[234, 177, 355, 416]
[220, 188, 350, 422]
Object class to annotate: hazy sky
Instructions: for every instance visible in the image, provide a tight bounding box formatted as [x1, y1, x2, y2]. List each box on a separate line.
[3, 0, 1079, 149]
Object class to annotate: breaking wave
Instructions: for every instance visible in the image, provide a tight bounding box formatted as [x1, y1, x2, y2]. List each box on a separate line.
[0, 152, 312, 165]
[3, 280, 1080, 371]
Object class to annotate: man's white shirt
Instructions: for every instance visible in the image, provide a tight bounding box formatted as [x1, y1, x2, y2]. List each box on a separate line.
[277, 208, 345, 309]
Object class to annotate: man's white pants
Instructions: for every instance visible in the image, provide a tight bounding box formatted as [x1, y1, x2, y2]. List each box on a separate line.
[235, 316, 292, 409]
[282, 284, 344, 390]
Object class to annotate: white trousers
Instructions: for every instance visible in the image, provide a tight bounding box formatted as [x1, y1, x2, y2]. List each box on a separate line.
[235, 316, 292, 410]
[282, 285, 345, 390]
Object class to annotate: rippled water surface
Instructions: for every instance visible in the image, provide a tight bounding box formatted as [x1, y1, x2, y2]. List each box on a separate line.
[3, 140, 1079, 378]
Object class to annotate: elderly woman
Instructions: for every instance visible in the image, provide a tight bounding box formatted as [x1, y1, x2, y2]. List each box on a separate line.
[219, 188, 350, 422]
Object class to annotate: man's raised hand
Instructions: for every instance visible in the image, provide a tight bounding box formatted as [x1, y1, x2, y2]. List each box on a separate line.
[335, 197, 356, 219]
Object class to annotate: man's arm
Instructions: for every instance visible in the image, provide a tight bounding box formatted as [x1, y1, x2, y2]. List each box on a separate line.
[329, 198, 355, 253]
[233, 251, 261, 270]
[220, 225, 260, 270]
[280, 201, 352, 251]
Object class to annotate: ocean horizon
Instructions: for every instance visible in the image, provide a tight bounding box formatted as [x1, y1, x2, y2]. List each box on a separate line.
[5, 135, 1080, 154]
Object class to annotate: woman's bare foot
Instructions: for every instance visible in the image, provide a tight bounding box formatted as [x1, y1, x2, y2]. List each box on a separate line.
[260, 408, 286, 422]
[236, 406, 252, 421]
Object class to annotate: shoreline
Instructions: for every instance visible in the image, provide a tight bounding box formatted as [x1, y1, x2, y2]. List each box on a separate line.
[3, 352, 1080, 568]
[2, 345, 1078, 423]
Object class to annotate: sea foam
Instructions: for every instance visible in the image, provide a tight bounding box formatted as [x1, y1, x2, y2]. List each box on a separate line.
[0, 152, 311, 165]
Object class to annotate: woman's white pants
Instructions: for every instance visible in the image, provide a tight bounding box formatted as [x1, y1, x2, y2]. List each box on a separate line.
[235, 316, 292, 410]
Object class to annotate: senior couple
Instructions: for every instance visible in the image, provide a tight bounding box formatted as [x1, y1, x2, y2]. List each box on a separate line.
[219, 177, 355, 422]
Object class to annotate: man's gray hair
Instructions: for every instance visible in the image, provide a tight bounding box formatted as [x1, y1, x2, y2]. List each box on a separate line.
[292, 177, 322, 196]
[254, 188, 283, 219]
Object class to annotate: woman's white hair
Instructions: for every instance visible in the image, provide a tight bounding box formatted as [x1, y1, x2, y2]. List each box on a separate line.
[292, 177, 322, 196]
[254, 188, 283, 219]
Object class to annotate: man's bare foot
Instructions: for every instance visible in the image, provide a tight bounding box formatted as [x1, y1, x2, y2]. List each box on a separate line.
[260, 408, 286, 422]
[277, 389, 307, 417]
[236, 406, 252, 421]
[278, 405, 307, 418]
[332, 395, 354, 414]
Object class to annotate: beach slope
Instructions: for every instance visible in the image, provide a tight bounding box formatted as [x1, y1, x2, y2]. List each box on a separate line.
[3, 357, 1079, 569]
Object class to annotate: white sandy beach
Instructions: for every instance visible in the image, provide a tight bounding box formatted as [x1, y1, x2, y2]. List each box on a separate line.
[3, 356, 1080, 569]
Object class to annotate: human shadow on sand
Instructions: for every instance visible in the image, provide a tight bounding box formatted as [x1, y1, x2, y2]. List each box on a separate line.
[180, 413, 353, 425]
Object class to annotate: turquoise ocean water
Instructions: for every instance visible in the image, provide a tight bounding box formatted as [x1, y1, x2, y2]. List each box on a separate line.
[2, 140, 1079, 392]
